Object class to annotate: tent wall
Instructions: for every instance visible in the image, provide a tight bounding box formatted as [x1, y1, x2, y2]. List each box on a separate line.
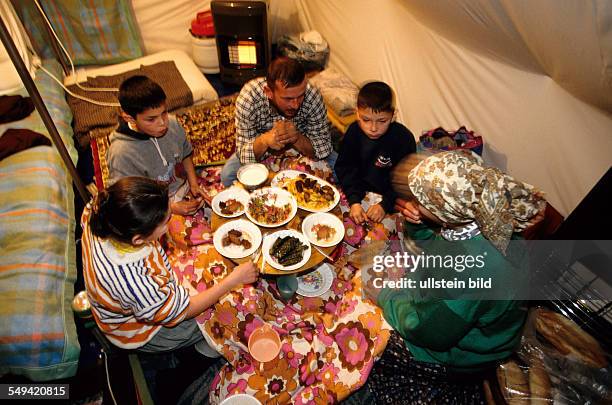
[290, 0, 612, 217]
[133, 0, 612, 216]
[131, 0, 295, 55]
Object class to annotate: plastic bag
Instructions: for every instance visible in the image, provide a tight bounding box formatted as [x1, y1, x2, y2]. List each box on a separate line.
[493, 307, 611, 404]
[277, 31, 330, 71]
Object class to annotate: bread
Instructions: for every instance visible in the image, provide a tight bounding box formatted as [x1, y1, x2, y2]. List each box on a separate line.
[528, 357, 552, 405]
[497, 360, 530, 404]
[535, 309, 608, 369]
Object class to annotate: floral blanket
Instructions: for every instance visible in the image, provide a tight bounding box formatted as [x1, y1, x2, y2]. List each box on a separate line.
[166, 153, 406, 403]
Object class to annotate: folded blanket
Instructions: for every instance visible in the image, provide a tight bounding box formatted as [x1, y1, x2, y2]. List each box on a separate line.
[0, 128, 51, 161]
[67, 61, 193, 148]
[309, 69, 358, 117]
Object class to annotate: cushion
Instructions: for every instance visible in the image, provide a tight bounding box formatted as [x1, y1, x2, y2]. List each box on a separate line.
[64, 50, 218, 105]
[67, 59, 194, 148]
[12, 0, 143, 65]
[309, 69, 358, 117]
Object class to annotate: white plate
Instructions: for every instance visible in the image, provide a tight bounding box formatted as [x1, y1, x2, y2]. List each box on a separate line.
[271, 170, 340, 213]
[263, 229, 311, 271]
[211, 187, 250, 218]
[301, 212, 345, 247]
[245, 187, 298, 228]
[297, 263, 334, 297]
[213, 219, 262, 259]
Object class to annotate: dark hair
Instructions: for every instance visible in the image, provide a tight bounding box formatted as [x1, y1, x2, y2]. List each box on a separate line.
[118, 75, 167, 117]
[266, 57, 305, 90]
[357, 81, 394, 113]
[89, 177, 169, 244]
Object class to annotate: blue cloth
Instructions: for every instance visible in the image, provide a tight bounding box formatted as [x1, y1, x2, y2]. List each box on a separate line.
[220, 153, 241, 187]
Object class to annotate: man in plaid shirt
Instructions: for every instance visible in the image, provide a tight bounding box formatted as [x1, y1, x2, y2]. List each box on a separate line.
[221, 57, 336, 186]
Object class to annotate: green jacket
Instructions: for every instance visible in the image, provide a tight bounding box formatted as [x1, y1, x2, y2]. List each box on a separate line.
[377, 222, 527, 372]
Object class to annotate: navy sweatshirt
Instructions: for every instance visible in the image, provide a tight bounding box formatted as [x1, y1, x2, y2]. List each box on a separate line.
[335, 121, 416, 213]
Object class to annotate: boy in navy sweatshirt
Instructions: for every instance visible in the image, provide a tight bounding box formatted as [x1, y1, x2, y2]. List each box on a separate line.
[335, 81, 416, 224]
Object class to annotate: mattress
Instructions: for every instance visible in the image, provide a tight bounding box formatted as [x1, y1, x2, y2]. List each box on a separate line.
[0, 60, 80, 381]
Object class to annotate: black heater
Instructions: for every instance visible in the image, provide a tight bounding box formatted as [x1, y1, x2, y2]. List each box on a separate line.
[211, 0, 270, 85]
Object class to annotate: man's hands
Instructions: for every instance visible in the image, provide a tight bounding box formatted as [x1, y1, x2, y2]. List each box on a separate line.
[350, 203, 386, 224]
[394, 198, 421, 224]
[267, 120, 300, 151]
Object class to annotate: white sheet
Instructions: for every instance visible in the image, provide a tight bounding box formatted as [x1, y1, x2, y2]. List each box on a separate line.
[64, 49, 217, 103]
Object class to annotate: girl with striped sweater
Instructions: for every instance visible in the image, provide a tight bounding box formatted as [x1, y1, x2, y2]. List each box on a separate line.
[81, 176, 258, 354]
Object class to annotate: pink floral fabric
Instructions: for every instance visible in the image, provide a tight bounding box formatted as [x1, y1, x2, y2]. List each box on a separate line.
[170, 249, 390, 404]
[166, 157, 394, 404]
[339, 192, 405, 249]
[166, 167, 224, 249]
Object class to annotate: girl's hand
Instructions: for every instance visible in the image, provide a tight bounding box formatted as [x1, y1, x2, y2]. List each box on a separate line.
[227, 261, 259, 288]
[350, 203, 368, 224]
[366, 204, 385, 223]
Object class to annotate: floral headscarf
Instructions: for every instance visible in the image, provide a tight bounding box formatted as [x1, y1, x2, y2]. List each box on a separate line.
[408, 150, 545, 253]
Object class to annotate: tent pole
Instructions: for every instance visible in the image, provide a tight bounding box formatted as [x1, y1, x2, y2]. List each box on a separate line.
[0, 15, 90, 203]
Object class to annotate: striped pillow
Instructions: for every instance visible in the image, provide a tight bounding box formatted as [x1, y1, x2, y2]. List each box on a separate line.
[12, 0, 143, 65]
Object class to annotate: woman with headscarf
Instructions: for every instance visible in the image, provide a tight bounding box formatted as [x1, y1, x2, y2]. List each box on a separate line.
[362, 150, 546, 404]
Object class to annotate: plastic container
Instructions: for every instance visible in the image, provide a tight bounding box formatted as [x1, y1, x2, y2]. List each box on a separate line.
[190, 10, 219, 73]
[191, 35, 219, 73]
[191, 11, 215, 37]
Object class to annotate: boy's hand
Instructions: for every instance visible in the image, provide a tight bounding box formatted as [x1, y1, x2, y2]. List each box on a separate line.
[189, 184, 208, 205]
[350, 203, 368, 224]
[171, 199, 202, 216]
[366, 203, 385, 223]
[395, 198, 421, 224]
[227, 261, 259, 288]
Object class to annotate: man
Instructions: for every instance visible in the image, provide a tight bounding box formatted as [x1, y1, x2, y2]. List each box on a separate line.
[221, 57, 336, 186]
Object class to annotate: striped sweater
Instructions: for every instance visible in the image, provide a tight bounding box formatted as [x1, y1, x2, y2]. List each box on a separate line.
[80, 205, 190, 349]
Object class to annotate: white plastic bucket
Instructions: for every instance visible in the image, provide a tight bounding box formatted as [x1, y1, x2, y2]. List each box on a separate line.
[191, 35, 219, 74]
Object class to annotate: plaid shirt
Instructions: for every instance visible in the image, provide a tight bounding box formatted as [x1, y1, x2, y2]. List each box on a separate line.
[235, 78, 332, 163]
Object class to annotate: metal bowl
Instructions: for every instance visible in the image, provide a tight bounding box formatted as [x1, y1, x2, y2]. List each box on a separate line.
[237, 163, 269, 190]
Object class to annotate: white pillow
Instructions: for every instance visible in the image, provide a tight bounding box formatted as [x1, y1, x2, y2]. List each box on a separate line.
[0, 0, 38, 95]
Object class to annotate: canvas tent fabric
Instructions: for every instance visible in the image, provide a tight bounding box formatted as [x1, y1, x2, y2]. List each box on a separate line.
[129, 0, 611, 217]
[289, 0, 612, 217]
